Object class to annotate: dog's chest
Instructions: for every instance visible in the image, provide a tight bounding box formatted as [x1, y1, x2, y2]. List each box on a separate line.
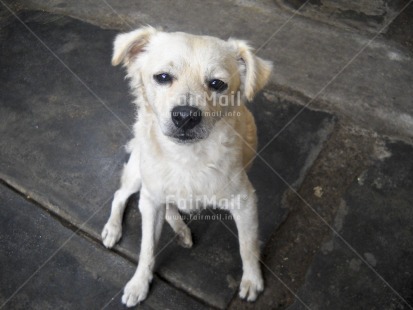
[141, 144, 238, 208]
[165, 163, 222, 196]
[148, 157, 226, 194]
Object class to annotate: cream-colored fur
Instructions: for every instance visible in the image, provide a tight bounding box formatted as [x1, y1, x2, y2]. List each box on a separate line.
[102, 26, 272, 307]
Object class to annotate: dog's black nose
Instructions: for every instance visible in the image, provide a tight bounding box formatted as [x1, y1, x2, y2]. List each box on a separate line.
[171, 106, 202, 130]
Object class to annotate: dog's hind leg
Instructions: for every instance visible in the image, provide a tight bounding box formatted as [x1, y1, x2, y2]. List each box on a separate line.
[122, 189, 165, 307]
[165, 204, 193, 248]
[102, 147, 141, 248]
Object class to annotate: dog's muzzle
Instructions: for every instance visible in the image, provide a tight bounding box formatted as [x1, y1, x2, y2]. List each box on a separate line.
[170, 106, 202, 142]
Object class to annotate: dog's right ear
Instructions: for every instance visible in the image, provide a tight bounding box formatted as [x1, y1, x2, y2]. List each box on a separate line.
[111, 26, 158, 66]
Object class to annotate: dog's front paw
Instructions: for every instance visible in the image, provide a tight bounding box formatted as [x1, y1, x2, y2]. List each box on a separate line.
[101, 221, 122, 248]
[122, 277, 151, 307]
[239, 271, 264, 302]
[176, 226, 193, 248]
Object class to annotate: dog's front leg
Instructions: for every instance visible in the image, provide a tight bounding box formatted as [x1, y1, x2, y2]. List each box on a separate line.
[102, 148, 141, 248]
[122, 189, 165, 307]
[230, 187, 263, 302]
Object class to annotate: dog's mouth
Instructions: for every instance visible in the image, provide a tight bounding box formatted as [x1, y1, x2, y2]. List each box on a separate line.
[163, 118, 212, 144]
[171, 131, 199, 143]
[165, 126, 208, 144]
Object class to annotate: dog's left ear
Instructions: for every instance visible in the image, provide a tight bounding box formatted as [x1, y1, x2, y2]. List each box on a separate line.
[111, 26, 158, 66]
[229, 39, 273, 101]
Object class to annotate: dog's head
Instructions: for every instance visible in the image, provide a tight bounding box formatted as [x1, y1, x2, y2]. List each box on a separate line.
[112, 26, 272, 143]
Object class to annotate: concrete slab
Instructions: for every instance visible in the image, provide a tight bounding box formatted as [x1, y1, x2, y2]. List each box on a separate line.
[0, 184, 210, 309]
[288, 141, 413, 310]
[0, 11, 334, 308]
[275, 0, 409, 34]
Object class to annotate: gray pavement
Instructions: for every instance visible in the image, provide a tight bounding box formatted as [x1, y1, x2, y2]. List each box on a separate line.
[0, 184, 209, 310]
[0, 1, 412, 310]
[289, 141, 413, 310]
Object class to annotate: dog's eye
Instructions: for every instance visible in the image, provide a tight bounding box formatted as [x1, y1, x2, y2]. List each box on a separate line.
[154, 73, 173, 84]
[208, 79, 228, 92]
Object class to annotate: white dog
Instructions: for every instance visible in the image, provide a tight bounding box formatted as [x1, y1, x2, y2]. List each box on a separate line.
[101, 26, 272, 307]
